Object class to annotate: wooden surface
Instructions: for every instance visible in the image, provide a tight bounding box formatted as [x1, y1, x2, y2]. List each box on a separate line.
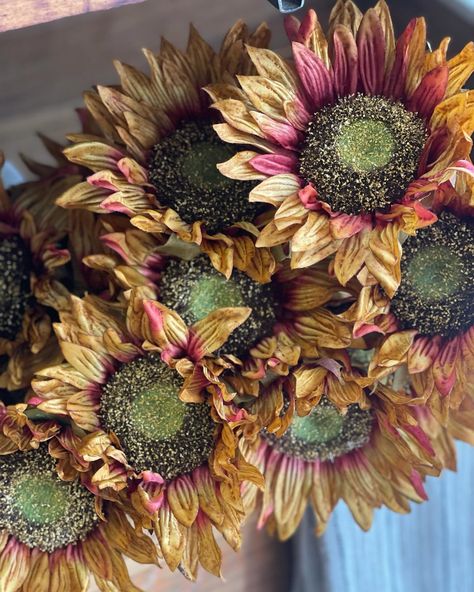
[0, 0, 147, 33]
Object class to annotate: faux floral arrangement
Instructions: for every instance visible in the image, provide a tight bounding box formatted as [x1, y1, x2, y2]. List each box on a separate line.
[0, 1, 473, 589]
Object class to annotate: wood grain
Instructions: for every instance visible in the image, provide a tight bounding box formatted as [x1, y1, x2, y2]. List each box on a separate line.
[0, 0, 147, 33]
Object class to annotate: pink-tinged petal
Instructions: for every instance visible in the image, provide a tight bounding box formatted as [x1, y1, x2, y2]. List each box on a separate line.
[143, 300, 189, 352]
[410, 469, 428, 501]
[433, 338, 459, 397]
[409, 201, 438, 227]
[284, 14, 301, 44]
[141, 471, 165, 484]
[87, 171, 123, 192]
[417, 127, 450, 176]
[332, 25, 358, 97]
[250, 153, 299, 176]
[298, 183, 320, 210]
[101, 233, 131, 263]
[383, 18, 417, 99]
[329, 213, 371, 239]
[251, 112, 304, 151]
[117, 157, 148, 185]
[448, 159, 474, 177]
[298, 10, 318, 46]
[142, 486, 165, 514]
[404, 424, 435, 456]
[285, 10, 317, 47]
[408, 336, 441, 374]
[284, 93, 313, 130]
[292, 42, 334, 112]
[317, 357, 343, 379]
[407, 65, 449, 120]
[353, 321, 385, 339]
[100, 196, 135, 216]
[356, 8, 386, 96]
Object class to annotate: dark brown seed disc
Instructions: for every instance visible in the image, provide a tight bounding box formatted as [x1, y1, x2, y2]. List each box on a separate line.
[391, 211, 474, 338]
[100, 354, 217, 480]
[148, 119, 261, 233]
[299, 94, 428, 215]
[0, 444, 99, 552]
[0, 235, 31, 341]
[159, 255, 278, 357]
[263, 396, 373, 462]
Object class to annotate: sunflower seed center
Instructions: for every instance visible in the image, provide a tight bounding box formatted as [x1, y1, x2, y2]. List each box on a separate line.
[337, 119, 394, 171]
[159, 255, 277, 357]
[391, 211, 474, 338]
[299, 94, 427, 215]
[148, 119, 260, 233]
[263, 397, 373, 462]
[0, 445, 99, 552]
[0, 235, 31, 341]
[100, 354, 216, 480]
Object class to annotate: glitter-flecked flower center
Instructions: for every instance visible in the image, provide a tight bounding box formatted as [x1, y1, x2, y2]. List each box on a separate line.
[159, 255, 277, 356]
[337, 119, 394, 171]
[391, 211, 474, 338]
[0, 235, 31, 341]
[0, 445, 99, 553]
[100, 354, 216, 480]
[299, 94, 427, 215]
[148, 119, 260, 233]
[263, 397, 373, 462]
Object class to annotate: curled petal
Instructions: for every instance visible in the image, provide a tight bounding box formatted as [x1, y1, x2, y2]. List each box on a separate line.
[188, 307, 251, 357]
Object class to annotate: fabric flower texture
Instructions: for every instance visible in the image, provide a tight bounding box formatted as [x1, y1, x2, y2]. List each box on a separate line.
[241, 358, 440, 539]
[0, 153, 70, 397]
[208, 0, 474, 296]
[345, 202, 473, 423]
[57, 21, 279, 281]
[0, 443, 158, 592]
[30, 292, 264, 579]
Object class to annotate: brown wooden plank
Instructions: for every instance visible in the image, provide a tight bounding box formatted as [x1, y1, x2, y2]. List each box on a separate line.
[0, 0, 147, 33]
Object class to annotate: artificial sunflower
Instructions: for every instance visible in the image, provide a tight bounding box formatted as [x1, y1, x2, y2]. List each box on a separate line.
[57, 21, 278, 281]
[31, 291, 264, 578]
[0, 443, 158, 591]
[344, 201, 473, 423]
[16, 119, 116, 296]
[0, 153, 70, 395]
[208, 0, 474, 296]
[85, 225, 358, 370]
[241, 355, 439, 539]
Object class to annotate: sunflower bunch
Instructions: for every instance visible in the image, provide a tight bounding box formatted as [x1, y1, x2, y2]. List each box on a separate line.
[0, 1, 473, 589]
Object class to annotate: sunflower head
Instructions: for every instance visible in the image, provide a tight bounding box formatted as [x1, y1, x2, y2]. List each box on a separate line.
[209, 2, 474, 295]
[0, 444, 99, 553]
[0, 153, 70, 392]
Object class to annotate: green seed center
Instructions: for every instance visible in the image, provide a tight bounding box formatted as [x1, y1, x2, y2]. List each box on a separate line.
[148, 119, 260, 233]
[299, 94, 427, 215]
[130, 385, 187, 441]
[0, 446, 99, 552]
[100, 355, 216, 480]
[291, 405, 345, 444]
[12, 474, 70, 526]
[180, 141, 234, 190]
[406, 245, 464, 302]
[337, 119, 395, 172]
[188, 274, 245, 322]
[263, 396, 373, 462]
[391, 211, 473, 338]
